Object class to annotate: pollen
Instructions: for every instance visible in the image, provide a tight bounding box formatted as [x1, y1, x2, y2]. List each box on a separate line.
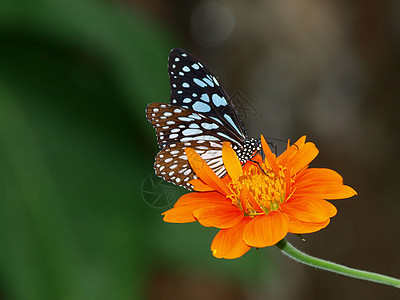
[228, 164, 288, 217]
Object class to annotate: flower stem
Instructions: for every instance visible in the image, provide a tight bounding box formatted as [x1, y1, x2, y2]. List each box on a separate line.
[276, 238, 400, 289]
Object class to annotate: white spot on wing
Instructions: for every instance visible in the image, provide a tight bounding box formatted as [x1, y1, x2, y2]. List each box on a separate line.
[200, 94, 210, 102]
[203, 77, 214, 87]
[223, 114, 241, 135]
[189, 114, 202, 120]
[193, 101, 211, 113]
[194, 78, 207, 88]
[213, 76, 220, 86]
[212, 94, 228, 107]
[181, 136, 220, 142]
[178, 117, 192, 122]
[201, 123, 219, 130]
[182, 129, 203, 136]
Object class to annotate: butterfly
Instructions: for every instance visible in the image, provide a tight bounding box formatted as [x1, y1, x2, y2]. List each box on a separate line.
[146, 48, 261, 189]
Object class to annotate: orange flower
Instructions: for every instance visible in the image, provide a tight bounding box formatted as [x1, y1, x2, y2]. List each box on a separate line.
[162, 136, 357, 259]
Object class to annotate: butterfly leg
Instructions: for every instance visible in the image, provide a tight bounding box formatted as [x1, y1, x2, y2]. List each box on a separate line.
[249, 158, 267, 175]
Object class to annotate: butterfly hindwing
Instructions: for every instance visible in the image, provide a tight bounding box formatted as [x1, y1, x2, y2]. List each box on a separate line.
[154, 140, 225, 189]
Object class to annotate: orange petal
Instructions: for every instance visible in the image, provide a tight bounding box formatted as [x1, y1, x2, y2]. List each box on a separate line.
[288, 218, 330, 234]
[295, 168, 343, 185]
[293, 168, 357, 199]
[277, 136, 306, 166]
[239, 185, 249, 211]
[173, 191, 228, 207]
[211, 217, 252, 259]
[294, 184, 357, 200]
[162, 205, 200, 223]
[290, 142, 319, 175]
[261, 135, 279, 174]
[189, 179, 215, 192]
[280, 197, 337, 223]
[193, 204, 243, 229]
[163, 192, 229, 223]
[247, 193, 263, 213]
[222, 141, 243, 180]
[294, 136, 307, 148]
[285, 163, 292, 198]
[243, 211, 289, 248]
[185, 148, 231, 195]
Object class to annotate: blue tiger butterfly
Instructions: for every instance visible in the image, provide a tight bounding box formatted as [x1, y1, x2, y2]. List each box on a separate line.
[146, 48, 261, 189]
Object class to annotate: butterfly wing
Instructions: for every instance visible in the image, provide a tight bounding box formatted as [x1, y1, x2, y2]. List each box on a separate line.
[168, 48, 248, 142]
[147, 102, 236, 188]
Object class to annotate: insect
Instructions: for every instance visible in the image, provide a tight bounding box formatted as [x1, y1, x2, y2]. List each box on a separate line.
[146, 48, 261, 189]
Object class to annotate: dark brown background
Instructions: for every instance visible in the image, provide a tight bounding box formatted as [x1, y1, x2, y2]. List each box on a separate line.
[0, 0, 399, 299]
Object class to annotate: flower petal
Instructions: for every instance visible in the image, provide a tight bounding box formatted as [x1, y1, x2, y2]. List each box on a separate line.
[294, 136, 307, 148]
[185, 147, 230, 195]
[194, 204, 243, 229]
[295, 184, 357, 200]
[222, 141, 243, 180]
[293, 168, 357, 199]
[288, 218, 330, 234]
[290, 142, 319, 174]
[261, 135, 279, 174]
[277, 136, 306, 166]
[189, 179, 215, 192]
[162, 192, 228, 223]
[162, 205, 199, 223]
[280, 197, 337, 223]
[295, 168, 343, 185]
[211, 217, 252, 259]
[243, 211, 289, 248]
[173, 191, 228, 207]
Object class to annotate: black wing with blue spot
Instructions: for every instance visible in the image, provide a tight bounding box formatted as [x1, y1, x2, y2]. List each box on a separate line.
[168, 48, 248, 142]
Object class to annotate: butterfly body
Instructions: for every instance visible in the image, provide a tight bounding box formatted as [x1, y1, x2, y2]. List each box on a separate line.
[146, 48, 261, 189]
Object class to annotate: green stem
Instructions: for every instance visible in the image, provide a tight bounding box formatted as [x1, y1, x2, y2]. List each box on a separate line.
[276, 238, 400, 289]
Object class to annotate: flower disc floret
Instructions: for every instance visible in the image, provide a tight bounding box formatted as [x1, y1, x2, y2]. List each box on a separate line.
[229, 164, 287, 216]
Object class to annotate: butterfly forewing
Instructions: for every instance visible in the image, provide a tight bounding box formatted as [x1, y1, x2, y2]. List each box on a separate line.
[168, 48, 248, 141]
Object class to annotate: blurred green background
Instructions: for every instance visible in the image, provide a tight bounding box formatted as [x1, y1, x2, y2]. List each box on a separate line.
[0, 0, 399, 299]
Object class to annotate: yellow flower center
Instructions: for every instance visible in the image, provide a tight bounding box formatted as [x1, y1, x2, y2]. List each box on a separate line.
[228, 164, 287, 217]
